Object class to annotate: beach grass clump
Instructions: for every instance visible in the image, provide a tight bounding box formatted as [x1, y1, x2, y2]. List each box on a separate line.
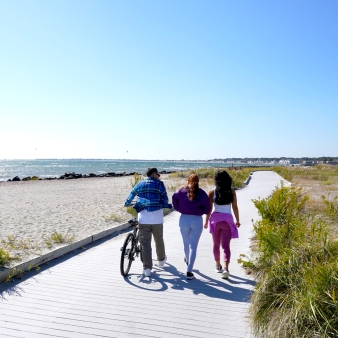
[130, 173, 143, 188]
[245, 185, 338, 337]
[126, 206, 138, 218]
[0, 248, 13, 267]
[321, 195, 338, 219]
[50, 231, 75, 244]
[103, 213, 125, 222]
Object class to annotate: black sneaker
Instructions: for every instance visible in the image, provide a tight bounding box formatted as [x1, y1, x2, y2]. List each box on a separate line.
[215, 265, 223, 273]
[184, 257, 188, 266]
[186, 272, 195, 280]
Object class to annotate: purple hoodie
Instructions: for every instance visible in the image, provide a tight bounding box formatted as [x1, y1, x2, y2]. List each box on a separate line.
[172, 187, 211, 216]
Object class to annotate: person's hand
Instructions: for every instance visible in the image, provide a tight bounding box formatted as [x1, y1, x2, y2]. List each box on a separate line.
[236, 221, 241, 228]
[204, 223, 208, 229]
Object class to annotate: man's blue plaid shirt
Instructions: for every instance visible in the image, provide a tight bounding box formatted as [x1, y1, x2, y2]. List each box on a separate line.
[124, 177, 172, 213]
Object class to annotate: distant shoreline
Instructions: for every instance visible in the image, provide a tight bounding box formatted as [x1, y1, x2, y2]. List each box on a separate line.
[0, 159, 258, 182]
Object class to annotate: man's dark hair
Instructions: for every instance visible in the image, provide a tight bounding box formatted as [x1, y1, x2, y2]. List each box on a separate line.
[146, 167, 159, 177]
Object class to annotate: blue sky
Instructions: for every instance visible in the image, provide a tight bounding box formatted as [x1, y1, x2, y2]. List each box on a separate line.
[1, 1, 337, 160]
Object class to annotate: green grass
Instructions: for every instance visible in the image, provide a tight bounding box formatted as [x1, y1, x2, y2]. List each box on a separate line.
[103, 213, 125, 222]
[50, 231, 75, 244]
[130, 173, 143, 187]
[273, 164, 338, 184]
[126, 206, 138, 218]
[0, 248, 12, 266]
[241, 184, 338, 337]
[169, 167, 254, 189]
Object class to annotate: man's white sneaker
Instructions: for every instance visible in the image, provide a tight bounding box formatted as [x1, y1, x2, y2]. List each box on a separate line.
[157, 255, 167, 267]
[143, 268, 152, 277]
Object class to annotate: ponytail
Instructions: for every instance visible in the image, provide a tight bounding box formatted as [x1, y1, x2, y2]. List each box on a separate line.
[186, 174, 199, 201]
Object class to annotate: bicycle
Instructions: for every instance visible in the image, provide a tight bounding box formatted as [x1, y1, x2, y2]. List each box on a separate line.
[120, 219, 143, 277]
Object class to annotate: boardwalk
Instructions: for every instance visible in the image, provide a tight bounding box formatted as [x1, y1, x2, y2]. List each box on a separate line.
[0, 171, 288, 338]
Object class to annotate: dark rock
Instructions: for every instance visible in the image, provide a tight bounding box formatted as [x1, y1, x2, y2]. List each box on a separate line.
[7, 179, 11, 182]
[22, 177, 31, 181]
[88, 173, 97, 177]
[107, 172, 116, 177]
[12, 176, 21, 181]
[64, 172, 76, 177]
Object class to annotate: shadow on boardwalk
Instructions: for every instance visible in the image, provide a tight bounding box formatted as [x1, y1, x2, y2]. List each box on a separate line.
[124, 263, 255, 302]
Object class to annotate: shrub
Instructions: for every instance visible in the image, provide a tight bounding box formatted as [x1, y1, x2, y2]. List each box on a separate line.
[246, 185, 338, 337]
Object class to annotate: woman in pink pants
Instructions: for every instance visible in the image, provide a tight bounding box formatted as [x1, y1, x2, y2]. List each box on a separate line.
[204, 170, 241, 279]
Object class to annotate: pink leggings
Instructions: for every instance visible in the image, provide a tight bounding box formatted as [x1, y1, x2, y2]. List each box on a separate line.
[212, 221, 231, 262]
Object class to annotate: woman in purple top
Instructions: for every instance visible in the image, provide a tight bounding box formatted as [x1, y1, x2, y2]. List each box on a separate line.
[204, 170, 241, 279]
[172, 174, 211, 280]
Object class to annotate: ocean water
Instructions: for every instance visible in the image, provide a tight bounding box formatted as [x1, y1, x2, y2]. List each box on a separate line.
[0, 159, 249, 182]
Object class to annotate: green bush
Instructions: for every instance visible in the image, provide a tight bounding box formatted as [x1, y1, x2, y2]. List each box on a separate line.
[246, 185, 338, 337]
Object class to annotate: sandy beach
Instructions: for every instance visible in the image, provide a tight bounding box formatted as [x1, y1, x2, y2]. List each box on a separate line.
[0, 174, 212, 267]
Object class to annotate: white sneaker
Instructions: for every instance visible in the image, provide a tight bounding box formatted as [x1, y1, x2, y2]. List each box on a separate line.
[143, 268, 152, 277]
[222, 269, 229, 279]
[157, 255, 167, 267]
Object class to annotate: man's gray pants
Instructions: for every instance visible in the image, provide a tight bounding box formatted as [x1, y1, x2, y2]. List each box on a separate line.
[138, 223, 165, 270]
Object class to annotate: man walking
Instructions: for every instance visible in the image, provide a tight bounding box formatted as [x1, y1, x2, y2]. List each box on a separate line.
[124, 168, 172, 277]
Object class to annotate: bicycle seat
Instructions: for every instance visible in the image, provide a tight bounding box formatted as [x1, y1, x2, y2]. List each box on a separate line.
[128, 219, 139, 226]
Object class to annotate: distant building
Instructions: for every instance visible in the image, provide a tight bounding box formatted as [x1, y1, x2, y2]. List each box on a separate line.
[278, 159, 300, 165]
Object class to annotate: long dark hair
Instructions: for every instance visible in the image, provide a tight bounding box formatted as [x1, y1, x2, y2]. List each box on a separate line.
[214, 170, 233, 205]
[186, 174, 199, 201]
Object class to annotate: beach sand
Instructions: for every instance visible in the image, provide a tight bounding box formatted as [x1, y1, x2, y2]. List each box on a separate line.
[0, 174, 211, 267]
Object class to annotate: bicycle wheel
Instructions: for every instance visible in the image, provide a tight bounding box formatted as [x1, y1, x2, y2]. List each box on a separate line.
[120, 233, 135, 276]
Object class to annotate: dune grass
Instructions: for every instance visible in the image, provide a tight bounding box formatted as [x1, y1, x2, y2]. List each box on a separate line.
[241, 165, 338, 337]
[169, 167, 254, 189]
[0, 248, 16, 267]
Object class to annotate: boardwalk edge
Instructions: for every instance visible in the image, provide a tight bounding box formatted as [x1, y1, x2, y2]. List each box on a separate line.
[0, 222, 131, 283]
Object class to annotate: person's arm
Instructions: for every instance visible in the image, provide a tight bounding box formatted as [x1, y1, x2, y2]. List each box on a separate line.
[160, 181, 172, 208]
[232, 189, 241, 227]
[124, 183, 139, 206]
[172, 191, 180, 211]
[204, 190, 214, 228]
